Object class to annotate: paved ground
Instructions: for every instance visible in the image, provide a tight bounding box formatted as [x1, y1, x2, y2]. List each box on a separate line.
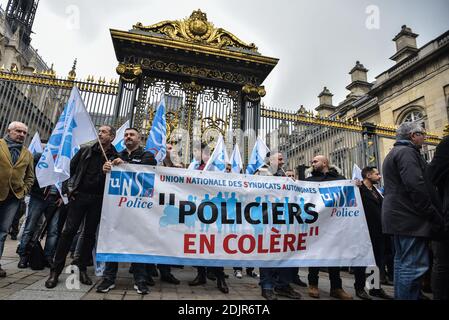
[0, 238, 396, 300]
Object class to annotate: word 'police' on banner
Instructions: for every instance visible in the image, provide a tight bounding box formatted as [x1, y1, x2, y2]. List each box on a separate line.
[96, 164, 376, 268]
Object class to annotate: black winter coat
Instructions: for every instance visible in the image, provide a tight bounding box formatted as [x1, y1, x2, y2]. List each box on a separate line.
[305, 167, 346, 182]
[382, 140, 443, 238]
[427, 135, 449, 233]
[67, 142, 118, 196]
[359, 183, 383, 241]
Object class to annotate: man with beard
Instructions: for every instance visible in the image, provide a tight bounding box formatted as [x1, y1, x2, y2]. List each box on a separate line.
[97, 127, 167, 295]
[352, 166, 393, 300]
[45, 125, 118, 289]
[303, 155, 353, 300]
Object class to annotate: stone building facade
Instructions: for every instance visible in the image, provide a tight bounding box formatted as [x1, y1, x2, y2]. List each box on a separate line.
[314, 25, 449, 162]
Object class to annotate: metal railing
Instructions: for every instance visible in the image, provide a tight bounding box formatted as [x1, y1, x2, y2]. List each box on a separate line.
[0, 70, 122, 144]
[0, 69, 443, 174]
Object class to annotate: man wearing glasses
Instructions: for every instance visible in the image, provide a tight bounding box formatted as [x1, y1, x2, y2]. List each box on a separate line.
[382, 122, 444, 300]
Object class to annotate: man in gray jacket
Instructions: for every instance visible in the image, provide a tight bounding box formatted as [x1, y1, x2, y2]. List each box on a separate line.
[382, 122, 444, 300]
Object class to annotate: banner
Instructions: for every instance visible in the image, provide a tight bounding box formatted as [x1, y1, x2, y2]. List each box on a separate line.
[96, 165, 376, 268]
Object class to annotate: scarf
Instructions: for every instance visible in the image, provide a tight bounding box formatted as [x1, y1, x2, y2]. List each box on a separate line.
[4, 136, 23, 165]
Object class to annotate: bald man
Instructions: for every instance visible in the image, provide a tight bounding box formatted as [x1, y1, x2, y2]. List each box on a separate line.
[0, 122, 34, 277]
[303, 155, 353, 300]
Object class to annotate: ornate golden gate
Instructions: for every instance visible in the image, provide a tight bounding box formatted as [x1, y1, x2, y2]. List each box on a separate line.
[110, 10, 278, 164]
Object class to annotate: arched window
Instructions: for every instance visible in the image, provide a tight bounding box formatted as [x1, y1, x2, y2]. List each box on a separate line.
[402, 110, 424, 123]
[399, 108, 426, 129]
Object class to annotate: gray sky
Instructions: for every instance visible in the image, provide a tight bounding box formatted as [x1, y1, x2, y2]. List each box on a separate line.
[1, 0, 448, 111]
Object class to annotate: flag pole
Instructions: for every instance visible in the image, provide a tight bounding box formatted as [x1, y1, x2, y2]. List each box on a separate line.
[98, 140, 109, 162]
[73, 86, 110, 162]
[89, 126, 109, 162]
[94, 134, 110, 162]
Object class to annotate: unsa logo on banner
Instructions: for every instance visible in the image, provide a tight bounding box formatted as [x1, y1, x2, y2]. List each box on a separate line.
[109, 171, 156, 198]
[318, 186, 357, 208]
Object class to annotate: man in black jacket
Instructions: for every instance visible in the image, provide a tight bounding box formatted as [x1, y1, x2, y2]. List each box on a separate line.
[303, 155, 353, 300]
[352, 166, 393, 300]
[45, 125, 118, 289]
[428, 131, 449, 300]
[96, 128, 179, 295]
[382, 122, 444, 300]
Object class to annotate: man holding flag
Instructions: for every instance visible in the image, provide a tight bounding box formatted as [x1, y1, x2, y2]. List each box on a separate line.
[45, 124, 117, 288]
[39, 87, 118, 288]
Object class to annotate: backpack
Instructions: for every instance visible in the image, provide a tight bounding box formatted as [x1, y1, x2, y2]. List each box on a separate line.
[28, 240, 46, 270]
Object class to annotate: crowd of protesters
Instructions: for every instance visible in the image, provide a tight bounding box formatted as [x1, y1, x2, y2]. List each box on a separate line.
[0, 120, 448, 300]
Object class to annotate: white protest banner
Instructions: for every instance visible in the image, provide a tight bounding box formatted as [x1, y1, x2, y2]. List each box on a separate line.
[96, 165, 375, 268]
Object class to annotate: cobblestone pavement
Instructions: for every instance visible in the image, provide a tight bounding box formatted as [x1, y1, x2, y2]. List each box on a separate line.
[0, 238, 398, 300]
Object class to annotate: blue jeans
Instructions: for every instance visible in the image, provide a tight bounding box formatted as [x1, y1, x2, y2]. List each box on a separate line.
[259, 267, 292, 290]
[18, 195, 60, 259]
[393, 235, 429, 300]
[104, 262, 147, 283]
[0, 197, 21, 259]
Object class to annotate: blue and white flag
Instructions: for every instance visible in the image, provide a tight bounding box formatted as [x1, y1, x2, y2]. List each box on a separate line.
[230, 144, 243, 174]
[145, 96, 166, 164]
[36, 87, 97, 189]
[352, 163, 363, 180]
[188, 159, 201, 171]
[204, 135, 229, 172]
[246, 137, 270, 175]
[112, 120, 130, 153]
[28, 132, 43, 155]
